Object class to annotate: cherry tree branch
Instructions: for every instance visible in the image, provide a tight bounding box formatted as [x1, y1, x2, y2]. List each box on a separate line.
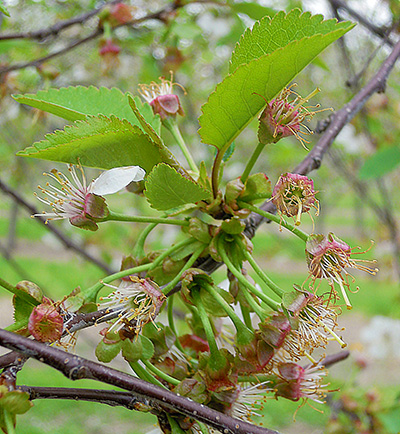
[0, 2, 116, 41]
[329, 0, 394, 45]
[17, 385, 159, 411]
[0, 177, 114, 275]
[0, 1, 221, 77]
[0, 328, 280, 434]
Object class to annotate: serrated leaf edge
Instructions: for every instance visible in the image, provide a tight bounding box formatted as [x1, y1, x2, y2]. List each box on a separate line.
[229, 8, 355, 73]
[200, 30, 355, 150]
[144, 163, 210, 211]
[16, 114, 154, 156]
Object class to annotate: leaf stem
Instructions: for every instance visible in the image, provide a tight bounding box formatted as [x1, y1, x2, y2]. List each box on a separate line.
[83, 263, 153, 303]
[240, 142, 266, 184]
[163, 118, 199, 175]
[238, 201, 309, 242]
[191, 289, 221, 362]
[167, 294, 186, 354]
[131, 222, 158, 258]
[105, 211, 189, 226]
[202, 282, 252, 341]
[84, 237, 196, 302]
[129, 361, 166, 389]
[3, 409, 15, 434]
[211, 148, 224, 198]
[240, 304, 253, 331]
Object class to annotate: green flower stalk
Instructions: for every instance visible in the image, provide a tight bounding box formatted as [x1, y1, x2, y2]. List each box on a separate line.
[202, 282, 253, 346]
[191, 288, 226, 370]
[217, 237, 281, 312]
[238, 201, 309, 242]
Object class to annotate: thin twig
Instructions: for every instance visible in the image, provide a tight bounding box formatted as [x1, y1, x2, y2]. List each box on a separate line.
[0, 1, 221, 77]
[329, 0, 394, 45]
[17, 385, 158, 411]
[0, 177, 114, 274]
[0, 29, 102, 76]
[0, 328, 280, 434]
[0, 2, 116, 41]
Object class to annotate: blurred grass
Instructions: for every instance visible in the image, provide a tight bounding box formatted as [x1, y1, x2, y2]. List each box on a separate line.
[0, 171, 399, 434]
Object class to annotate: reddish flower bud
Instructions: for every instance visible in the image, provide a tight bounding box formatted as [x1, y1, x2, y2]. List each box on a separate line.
[28, 297, 63, 343]
[99, 38, 121, 73]
[109, 3, 133, 25]
[99, 38, 121, 56]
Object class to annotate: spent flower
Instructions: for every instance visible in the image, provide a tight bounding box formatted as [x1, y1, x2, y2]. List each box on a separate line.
[258, 85, 329, 148]
[99, 276, 165, 335]
[34, 164, 145, 230]
[285, 288, 345, 353]
[214, 383, 268, 422]
[274, 363, 328, 404]
[272, 172, 318, 226]
[28, 297, 64, 343]
[306, 233, 378, 309]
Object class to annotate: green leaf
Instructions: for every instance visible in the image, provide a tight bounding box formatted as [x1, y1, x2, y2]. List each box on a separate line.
[13, 297, 33, 324]
[128, 95, 163, 147]
[230, 9, 355, 72]
[199, 13, 354, 152]
[17, 115, 180, 173]
[230, 2, 276, 21]
[145, 163, 210, 211]
[359, 146, 400, 179]
[0, 0, 10, 16]
[13, 87, 161, 134]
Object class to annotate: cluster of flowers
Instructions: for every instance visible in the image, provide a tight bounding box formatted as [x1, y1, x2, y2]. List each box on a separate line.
[27, 78, 378, 432]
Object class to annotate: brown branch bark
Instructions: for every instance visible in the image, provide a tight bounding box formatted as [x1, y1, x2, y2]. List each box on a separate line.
[17, 385, 156, 411]
[0, 328, 280, 434]
[329, 0, 394, 45]
[0, 1, 221, 77]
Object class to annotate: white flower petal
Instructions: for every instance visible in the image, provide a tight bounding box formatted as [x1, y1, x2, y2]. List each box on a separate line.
[92, 166, 146, 196]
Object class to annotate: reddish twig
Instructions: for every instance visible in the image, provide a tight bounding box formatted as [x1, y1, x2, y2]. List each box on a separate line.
[0, 2, 116, 41]
[0, 177, 113, 275]
[0, 328, 280, 434]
